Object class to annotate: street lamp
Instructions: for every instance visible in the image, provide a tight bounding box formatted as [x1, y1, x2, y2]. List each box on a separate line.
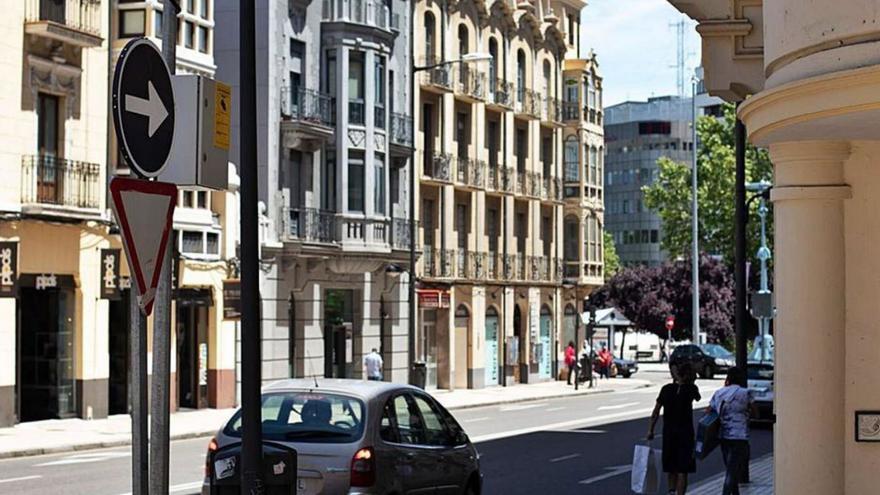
[746, 181, 773, 363]
[691, 75, 700, 345]
[407, 51, 494, 385]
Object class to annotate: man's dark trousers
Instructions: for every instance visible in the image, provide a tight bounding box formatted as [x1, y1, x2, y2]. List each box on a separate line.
[721, 439, 749, 495]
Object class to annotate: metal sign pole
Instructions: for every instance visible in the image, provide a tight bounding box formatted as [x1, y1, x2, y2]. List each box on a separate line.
[150, 2, 179, 495]
[130, 291, 148, 495]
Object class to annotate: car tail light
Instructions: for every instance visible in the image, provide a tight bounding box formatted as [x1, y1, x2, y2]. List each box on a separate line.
[350, 447, 375, 487]
[204, 437, 219, 477]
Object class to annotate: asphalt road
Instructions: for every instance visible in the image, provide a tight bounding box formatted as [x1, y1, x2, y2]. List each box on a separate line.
[0, 367, 771, 494]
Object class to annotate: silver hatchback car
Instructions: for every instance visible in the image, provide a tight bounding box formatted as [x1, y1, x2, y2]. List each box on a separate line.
[202, 379, 482, 495]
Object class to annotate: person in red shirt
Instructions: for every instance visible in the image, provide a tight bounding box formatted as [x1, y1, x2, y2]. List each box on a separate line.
[564, 341, 576, 385]
[598, 345, 613, 379]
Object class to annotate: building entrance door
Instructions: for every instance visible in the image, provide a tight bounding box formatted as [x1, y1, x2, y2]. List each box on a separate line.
[485, 307, 499, 386]
[419, 309, 438, 388]
[107, 290, 130, 415]
[539, 306, 552, 378]
[176, 303, 209, 410]
[513, 305, 523, 383]
[453, 305, 469, 389]
[324, 289, 355, 378]
[18, 287, 75, 421]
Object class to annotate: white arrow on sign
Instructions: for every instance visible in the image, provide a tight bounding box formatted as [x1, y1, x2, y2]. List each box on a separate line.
[125, 80, 169, 138]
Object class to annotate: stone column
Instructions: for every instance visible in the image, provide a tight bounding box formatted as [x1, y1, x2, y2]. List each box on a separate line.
[770, 140, 849, 495]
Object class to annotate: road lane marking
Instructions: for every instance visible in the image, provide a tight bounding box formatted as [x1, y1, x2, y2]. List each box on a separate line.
[597, 402, 640, 411]
[117, 481, 203, 495]
[463, 416, 490, 423]
[33, 451, 130, 467]
[499, 402, 548, 412]
[0, 475, 42, 484]
[546, 406, 566, 412]
[549, 453, 581, 463]
[547, 429, 605, 434]
[470, 399, 710, 444]
[579, 464, 632, 485]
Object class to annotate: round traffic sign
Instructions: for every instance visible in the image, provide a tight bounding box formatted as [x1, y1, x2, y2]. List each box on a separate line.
[665, 315, 675, 331]
[112, 38, 175, 178]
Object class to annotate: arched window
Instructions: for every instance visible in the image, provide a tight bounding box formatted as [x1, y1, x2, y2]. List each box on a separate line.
[517, 49, 526, 103]
[564, 215, 579, 262]
[458, 25, 469, 85]
[564, 136, 578, 182]
[543, 60, 551, 97]
[424, 12, 435, 62]
[488, 38, 498, 88]
[455, 304, 470, 318]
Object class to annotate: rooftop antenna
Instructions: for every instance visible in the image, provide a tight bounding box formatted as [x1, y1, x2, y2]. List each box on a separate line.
[669, 19, 694, 98]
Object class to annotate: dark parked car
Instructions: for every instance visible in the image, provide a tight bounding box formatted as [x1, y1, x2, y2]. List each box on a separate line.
[612, 358, 639, 378]
[669, 344, 734, 379]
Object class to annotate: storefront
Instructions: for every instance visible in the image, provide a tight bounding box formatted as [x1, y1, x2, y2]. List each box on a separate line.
[174, 288, 213, 410]
[417, 288, 449, 389]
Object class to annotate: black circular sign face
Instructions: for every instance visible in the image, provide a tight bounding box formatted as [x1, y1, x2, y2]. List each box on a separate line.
[112, 38, 175, 178]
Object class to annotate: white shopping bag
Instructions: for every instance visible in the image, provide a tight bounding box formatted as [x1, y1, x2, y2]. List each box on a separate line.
[630, 442, 660, 494]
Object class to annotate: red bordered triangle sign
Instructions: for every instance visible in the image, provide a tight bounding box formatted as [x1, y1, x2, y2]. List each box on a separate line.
[110, 177, 177, 316]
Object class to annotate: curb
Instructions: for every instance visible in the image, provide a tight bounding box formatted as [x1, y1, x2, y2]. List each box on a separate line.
[440, 381, 653, 411]
[0, 429, 217, 460]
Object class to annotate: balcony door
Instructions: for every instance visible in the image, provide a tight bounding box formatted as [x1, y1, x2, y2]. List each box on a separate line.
[37, 93, 60, 204]
[289, 39, 304, 116]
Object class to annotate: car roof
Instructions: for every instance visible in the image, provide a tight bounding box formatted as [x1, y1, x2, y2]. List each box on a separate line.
[261, 378, 419, 400]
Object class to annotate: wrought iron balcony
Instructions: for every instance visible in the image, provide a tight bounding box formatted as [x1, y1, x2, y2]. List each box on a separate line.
[24, 0, 102, 47]
[486, 164, 500, 191]
[456, 249, 469, 279]
[515, 88, 541, 118]
[455, 66, 486, 101]
[515, 170, 526, 195]
[543, 97, 562, 124]
[419, 56, 452, 91]
[21, 155, 100, 210]
[390, 112, 413, 148]
[288, 208, 337, 243]
[423, 248, 455, 278]
[487, 251, 503, 280]
[281, 87, 335, 128]
[500, 167, 515, 194]
[424, 152, 453, 183]
[562, 101, 580, 121]
[454, 156, 486, 189]
[488, 78, 515, 108]
[528, 172, 542, 197]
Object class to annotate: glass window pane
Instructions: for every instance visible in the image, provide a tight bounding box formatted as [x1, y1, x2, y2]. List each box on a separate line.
[374, 153, 385, 214]
[348, 152, 365, 212]
[120, 10, 146, 37]
[198, 26, 208, 53]
[411, 395, 450, 446]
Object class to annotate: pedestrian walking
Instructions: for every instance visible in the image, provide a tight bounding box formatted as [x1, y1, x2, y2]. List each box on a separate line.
[647, 363, 701, 495]
[564, 341, 577, 385]
[363, 348, 384, 381]
[598, 345, 613, 379]
[708, 367, 757, 495]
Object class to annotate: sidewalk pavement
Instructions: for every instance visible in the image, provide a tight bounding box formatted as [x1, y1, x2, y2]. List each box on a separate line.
[0, 377, 651, 459]
[689, 453, 774, 495]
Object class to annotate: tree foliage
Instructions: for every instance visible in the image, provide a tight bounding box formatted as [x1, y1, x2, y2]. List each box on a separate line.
[591, 256, 735, 345]
[642, 103, 774, 264]
[603, 231, 620, 281]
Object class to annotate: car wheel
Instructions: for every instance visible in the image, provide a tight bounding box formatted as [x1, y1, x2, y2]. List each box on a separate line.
[622, 371, 631, 379]
[464, 476, 480, 495]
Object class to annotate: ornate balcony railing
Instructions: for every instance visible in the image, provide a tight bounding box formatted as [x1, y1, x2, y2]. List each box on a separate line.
[440, 248, 456, 278]
[288, 208, 337, 243]
[21, 155, 100, 209]
[516, 88, 541, 118]
[423, 247, 438, 277]
[554, 178, 563, 200]
[543, 97, 562, 123]
[562, 101, 580, 121]
[25, 0, 102, 40]
[419, 56, 452, 90]
[487, 251, 503, 280]
[563, 261, 580, 279]
[454, 156, 486, 189]
[424, 152, 453, 182]
[456, 66, 486, 100]
[486, 164, 500, 191]
[528, 172, 542, 197]
[488, 78, 515, 108]
[469, 251, 487, 280]
[341, 216, 388, 245]
[391, 218, 418, 250]
[281, 87, 335, 127]
[501, 167, 515, 194]
[515, 170, 526, 195]
[390, 112, 413, 148]
[456, 249, 469, 279]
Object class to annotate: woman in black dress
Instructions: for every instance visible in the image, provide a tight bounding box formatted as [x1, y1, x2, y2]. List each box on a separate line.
[646, 363, 701, 495]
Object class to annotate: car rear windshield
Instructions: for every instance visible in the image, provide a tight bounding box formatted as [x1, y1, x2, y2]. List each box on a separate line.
[224, 392, 366, 443]
[700, 344, 733, 358]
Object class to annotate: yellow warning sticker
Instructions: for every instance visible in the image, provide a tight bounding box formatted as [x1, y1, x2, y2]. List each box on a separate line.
[214, 82, 231, 150]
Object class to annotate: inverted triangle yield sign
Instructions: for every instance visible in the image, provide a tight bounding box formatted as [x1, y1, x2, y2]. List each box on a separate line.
[110, 177, 177, 316]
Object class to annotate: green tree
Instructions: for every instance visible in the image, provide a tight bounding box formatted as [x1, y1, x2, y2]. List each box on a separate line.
[603, 231, 620, 281]
[643, 103, 773, 264]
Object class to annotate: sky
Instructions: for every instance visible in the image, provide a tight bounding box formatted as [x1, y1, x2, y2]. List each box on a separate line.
[580, 0, 701, 107]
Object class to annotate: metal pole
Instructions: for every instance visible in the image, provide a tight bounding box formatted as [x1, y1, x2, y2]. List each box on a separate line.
[757, 197, 770, 363]
[691, 79, 700, 344]
[734, 107, 748, 370]
[239, 0, 264, 491]
[150, 3, 178, 494]
[588, 308, 594, 389]
[130, 291, 148, 495]
[573, 302, 579, 391]
[408, 0, 416, 384]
